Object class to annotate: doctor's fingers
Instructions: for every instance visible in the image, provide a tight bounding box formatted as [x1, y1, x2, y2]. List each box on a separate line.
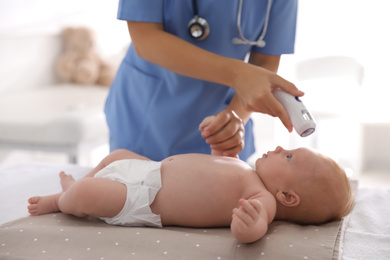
[271, 75, 304, 97]
[199, 115, 216, 133]
[202, 110, 242, 137]
[269, 99, 293, 133]
[250, 93, 293, 133]
[269, 96, 293, 132]
[209, 132, 244, 157]
[214, 142, 243, 158]
[207, 125, 245, 150]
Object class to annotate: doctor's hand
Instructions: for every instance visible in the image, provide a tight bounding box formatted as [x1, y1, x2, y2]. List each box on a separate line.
[199, 110, 245, 158]
[232, 62, 304, 132]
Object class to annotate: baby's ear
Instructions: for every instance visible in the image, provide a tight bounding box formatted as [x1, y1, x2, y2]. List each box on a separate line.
[276, 190, 300, 207]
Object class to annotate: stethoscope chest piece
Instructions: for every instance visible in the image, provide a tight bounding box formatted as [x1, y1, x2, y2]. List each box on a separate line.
[188, 15, 210, 41]
[188, 0, 272, 46]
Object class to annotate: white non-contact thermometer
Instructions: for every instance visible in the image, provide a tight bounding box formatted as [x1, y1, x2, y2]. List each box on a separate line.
[273, 90, 316, 137]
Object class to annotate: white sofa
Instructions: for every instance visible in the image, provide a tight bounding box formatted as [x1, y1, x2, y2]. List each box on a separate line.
[0, 32, 123, 164]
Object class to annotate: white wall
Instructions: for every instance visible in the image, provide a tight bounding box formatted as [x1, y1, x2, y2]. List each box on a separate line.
[0, 0, 128, 166]
[294, 0, 390, 88]
[0, 0, 128, 51]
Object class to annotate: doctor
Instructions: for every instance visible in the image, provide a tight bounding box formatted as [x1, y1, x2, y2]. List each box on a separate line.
[105, 0, 302, 161]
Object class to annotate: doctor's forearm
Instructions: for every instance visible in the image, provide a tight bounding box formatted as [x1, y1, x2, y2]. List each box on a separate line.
[127, 21, 245, 89]
[248, 52, 281, 74]
[227, 95, 252, 125]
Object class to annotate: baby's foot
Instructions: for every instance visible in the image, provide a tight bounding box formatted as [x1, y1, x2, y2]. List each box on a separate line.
[28, 195, 60, 216]
[60, 171, 75, 191]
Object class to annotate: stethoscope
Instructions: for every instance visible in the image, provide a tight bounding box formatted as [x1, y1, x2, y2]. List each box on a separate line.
[188, 0, 272, 47]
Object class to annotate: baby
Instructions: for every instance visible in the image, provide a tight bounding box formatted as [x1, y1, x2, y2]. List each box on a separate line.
[28, 146, 354, 243]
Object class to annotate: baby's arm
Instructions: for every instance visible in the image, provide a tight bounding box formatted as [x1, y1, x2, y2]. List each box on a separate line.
[231, 198, 270, 243]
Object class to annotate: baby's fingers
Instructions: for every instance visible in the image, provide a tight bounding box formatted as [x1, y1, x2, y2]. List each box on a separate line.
[249, 199, 263, 215]
[233, 207, 252, 226]
[239, 199, 262, 221]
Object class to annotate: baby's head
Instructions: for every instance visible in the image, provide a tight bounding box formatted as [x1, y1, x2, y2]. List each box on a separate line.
[256, 146, 354, 225]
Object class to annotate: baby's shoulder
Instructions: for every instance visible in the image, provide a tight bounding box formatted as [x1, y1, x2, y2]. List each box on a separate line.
[249, 187, 274, 202]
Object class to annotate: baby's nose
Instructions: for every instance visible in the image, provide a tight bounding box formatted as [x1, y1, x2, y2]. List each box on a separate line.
[274, 146, 283, 153]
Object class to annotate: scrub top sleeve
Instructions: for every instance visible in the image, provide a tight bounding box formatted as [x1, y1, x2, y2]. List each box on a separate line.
[117, 0, 163, 22]
[253, 0, 298, 55]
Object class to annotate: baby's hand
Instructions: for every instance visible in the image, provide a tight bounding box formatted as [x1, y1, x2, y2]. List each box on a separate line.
[231, 198, 262, 232]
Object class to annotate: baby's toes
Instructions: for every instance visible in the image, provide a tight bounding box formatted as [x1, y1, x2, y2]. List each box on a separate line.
[27, 204, 38, 215]
[59, 171, 67, 178]
[28, 196, 40, 205]
[27, 197, 41, 215]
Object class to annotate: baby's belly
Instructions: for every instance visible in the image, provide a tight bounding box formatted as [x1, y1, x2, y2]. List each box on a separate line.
[150, 154, 256, 227]
[151, 180, 243, 227]
[153, 193, 237, 227]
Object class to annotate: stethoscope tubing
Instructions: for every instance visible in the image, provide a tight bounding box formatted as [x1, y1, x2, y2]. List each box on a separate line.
[189, 0, 271, 47]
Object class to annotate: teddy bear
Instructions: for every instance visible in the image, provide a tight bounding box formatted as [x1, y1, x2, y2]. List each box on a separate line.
[55, 27, 115, 87]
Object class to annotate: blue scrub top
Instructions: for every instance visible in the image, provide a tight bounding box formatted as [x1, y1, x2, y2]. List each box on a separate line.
[105, 0, 297, 161]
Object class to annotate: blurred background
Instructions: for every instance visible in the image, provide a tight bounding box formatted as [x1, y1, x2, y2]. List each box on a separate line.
[0, 0, 389, 188]
[251, 0, 390, 188]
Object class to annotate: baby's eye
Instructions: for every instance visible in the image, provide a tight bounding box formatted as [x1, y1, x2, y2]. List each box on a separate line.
[287, 155, 292, 160]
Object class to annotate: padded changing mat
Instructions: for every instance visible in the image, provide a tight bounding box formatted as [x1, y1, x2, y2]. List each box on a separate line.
[0, 213, 345, 260]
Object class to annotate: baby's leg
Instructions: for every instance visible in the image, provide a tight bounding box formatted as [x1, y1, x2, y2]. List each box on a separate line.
[28, 194, 61, 216]
[58, 177, 127, 217]
[84, 149, 151, 178]
[28, 177, 127, 218]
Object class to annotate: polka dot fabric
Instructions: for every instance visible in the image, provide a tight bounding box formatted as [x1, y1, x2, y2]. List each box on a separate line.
[0, 213, 344, 259]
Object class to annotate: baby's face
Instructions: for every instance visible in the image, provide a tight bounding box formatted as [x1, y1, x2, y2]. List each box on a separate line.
[255, 146, 320, 192]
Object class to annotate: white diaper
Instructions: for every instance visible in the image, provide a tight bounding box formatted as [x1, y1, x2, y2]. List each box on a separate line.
[94, 159, 162, 227]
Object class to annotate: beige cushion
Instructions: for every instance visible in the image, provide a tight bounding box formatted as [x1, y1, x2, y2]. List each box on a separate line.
[0, 84, 109, 146]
